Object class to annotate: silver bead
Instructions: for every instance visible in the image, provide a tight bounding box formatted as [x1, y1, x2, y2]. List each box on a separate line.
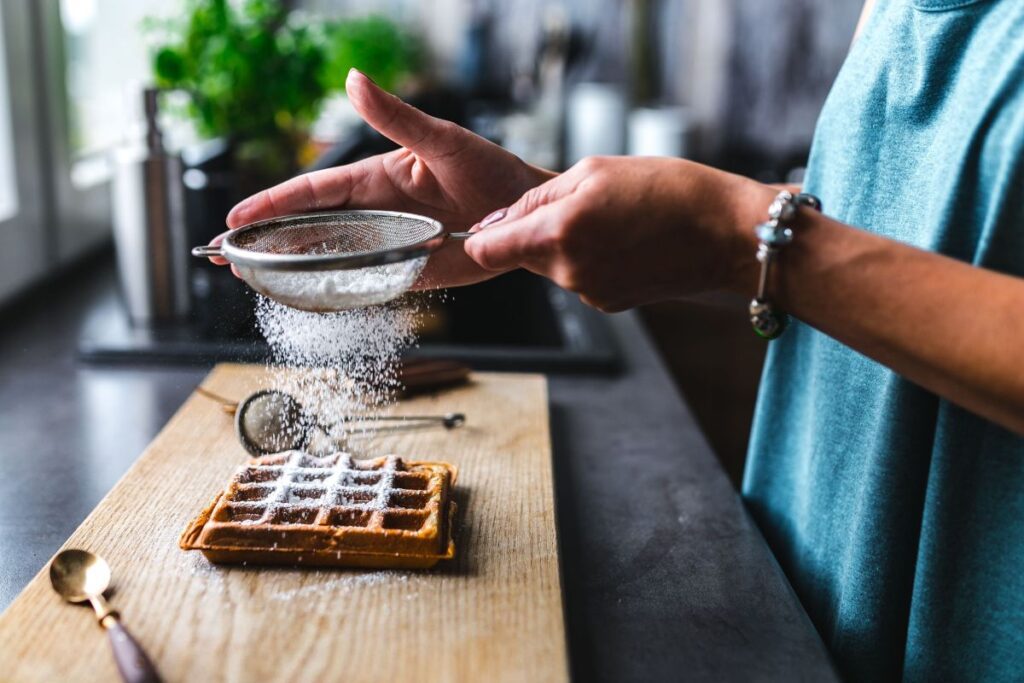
[747, 191, 817, 341]
[768, 191, 795, 222]
[772, 200, 796, 223]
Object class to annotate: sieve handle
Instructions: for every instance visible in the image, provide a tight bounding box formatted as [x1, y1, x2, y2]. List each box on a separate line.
[447, 232, 473, 241]
[338, 413, 466, 428]
[191, 245, 223, 258]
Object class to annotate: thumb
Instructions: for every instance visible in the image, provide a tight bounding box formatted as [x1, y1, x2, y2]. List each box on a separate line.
[465, 171, 583, 270]
[345, 69, 463, 160]
[465, 199, 568, 272]
[469, 175, 570, 234]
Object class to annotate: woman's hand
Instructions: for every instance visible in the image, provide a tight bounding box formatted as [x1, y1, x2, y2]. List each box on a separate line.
[463, 154, 1024, 434]
[209, 69, 554, 288]
[464, 156, 774, 311]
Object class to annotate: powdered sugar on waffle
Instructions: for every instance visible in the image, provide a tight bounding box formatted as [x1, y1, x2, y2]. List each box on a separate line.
[232, 452, 406, 525]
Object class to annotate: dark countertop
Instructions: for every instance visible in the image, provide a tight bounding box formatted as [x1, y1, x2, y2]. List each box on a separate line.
[0, 259, 837, 682]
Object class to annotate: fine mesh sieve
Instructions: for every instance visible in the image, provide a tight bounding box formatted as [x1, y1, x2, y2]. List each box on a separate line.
[192, 210, 471, 312]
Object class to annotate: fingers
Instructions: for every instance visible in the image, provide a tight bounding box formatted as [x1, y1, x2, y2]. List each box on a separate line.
[467, 172, 572, 234]
[411, 241, 502, 291]
[464, 170, 583, 271]
[226, 163, 366, 228]
[345, 69, 465, 160]
[203, 231, 242, 279]
[205, 230, 230, 265]
[464, 201, 565, 272]
[224, 68, 460, 230]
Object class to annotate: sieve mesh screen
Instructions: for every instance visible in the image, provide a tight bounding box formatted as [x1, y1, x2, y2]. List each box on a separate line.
[230, 213, 441, 257]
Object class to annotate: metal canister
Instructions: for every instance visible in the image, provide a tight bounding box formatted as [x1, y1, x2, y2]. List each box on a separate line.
[111, 88, 190, 324]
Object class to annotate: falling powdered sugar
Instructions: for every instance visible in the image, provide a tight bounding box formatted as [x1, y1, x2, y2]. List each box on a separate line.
[255, 294, 420, 447]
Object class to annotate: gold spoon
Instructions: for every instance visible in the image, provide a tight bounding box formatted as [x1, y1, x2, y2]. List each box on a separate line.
[49, 549, 161, 683]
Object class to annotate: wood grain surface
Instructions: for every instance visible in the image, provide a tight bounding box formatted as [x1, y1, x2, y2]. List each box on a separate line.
[0, 364, 567, 683]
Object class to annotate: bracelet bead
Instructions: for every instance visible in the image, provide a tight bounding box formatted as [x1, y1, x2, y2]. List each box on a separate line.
[750, 298, 788, 339]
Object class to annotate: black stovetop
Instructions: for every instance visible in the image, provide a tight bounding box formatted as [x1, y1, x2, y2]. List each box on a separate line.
[79, 266, 620, 374]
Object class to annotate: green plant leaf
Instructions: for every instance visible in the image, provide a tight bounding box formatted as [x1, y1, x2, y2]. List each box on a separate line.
[144, 0, 420, 176]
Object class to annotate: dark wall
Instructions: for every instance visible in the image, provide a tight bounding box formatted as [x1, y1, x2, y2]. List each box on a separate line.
[458, 0, 863, 170]
[309, 0, 864, 168]
[721, 0, 864, 173]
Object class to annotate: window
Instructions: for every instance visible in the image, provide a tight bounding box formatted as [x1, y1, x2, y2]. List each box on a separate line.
[60, 0, 179, 187]
[0, 1, 46, 300]
[0, 0, 167, 301]
[0, 10, 17, 222]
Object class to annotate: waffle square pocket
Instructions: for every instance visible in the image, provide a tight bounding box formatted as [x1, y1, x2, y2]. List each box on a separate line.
[180, 452, 457, 568]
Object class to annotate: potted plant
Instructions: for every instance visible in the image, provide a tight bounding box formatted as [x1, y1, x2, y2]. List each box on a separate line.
[147, 0, 423, 192]
[320, 14, 423, 94]
[147, 0, 328, 191]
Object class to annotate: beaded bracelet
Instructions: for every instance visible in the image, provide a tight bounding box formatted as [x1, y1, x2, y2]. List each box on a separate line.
[748, 190, 822, 339]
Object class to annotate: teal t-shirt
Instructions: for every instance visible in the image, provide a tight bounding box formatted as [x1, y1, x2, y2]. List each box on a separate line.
[743, 1, 1024, 681]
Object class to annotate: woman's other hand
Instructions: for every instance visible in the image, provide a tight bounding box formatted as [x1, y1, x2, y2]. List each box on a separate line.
[464, 156, 774, 312]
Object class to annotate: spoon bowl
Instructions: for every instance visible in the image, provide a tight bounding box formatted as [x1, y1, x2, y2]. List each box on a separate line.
[48, 549, 161, 683]
[50, 549, 111, 603]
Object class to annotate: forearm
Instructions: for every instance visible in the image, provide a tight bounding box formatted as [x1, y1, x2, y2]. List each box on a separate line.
[463, 156, 1024, 436]
[733, 187, 1024, 434]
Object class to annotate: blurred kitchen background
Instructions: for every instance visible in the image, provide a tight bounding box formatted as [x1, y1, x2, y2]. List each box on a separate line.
[0, 0, 863, 485]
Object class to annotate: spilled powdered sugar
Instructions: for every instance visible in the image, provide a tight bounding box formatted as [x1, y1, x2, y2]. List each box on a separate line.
[255, 293, 420, 448]
[178, 546, 422, 603]
[267, 570, 424, 602]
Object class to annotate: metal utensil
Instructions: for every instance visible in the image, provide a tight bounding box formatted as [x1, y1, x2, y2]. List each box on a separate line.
[49, 549, 161, 683]
[191, 210, 471, 311]
[235, 389, 465, 455]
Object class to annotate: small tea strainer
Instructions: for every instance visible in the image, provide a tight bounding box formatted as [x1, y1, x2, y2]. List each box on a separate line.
[192, 210, 471, 312]
[200, 388, 465, 456]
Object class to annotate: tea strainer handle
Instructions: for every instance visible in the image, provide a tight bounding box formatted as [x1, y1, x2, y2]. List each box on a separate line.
[191, 245, 223, 258]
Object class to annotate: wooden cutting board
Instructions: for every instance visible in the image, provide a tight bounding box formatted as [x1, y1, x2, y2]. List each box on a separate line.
[0, 364, 568, 683]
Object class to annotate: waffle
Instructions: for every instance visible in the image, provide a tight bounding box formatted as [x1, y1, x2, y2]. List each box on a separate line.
[180, 452, 457, 568]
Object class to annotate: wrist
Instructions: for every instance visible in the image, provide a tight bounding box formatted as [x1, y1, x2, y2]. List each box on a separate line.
[740, 188, 825, 338]
[719, 176, 779, 295]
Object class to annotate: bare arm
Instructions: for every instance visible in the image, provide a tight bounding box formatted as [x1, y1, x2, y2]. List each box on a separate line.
[756, 0, 1024, 432]
[464, 159, 1024, 437]
[736, 185, 1024, 435]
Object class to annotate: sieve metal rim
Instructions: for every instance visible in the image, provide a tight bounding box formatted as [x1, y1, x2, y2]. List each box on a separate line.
[219, 210, 446, 272]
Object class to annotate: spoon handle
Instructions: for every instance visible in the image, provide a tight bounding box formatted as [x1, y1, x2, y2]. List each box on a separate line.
[104, 617, 161, 683]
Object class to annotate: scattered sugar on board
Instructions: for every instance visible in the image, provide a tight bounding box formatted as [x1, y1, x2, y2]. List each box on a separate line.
[172, 533, 425, 602]
[269, 570, 421, 602]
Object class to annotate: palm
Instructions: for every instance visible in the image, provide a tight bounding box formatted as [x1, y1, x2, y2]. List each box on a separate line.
[351, 134, 541, 288]
[367, 139, 531, 233]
